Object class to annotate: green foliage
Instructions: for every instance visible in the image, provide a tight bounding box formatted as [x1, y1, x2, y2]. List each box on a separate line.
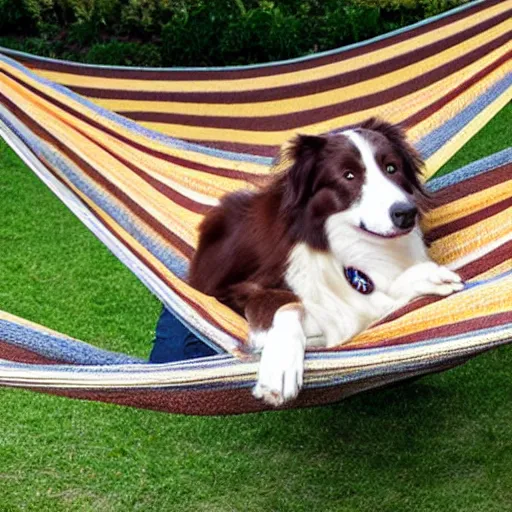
[58, 0, 118, 23]
[0, 0, 470, 66]
[160, 1, 237, 66]
[0, 0, 37, 34]
[0, 35, 56, 57]
[22, 0, 55, 25]
[419, 0, 469, 17]
[86, 40, 162, 66]
[356, 0, 469, 12]
[120, 0, 182, 36]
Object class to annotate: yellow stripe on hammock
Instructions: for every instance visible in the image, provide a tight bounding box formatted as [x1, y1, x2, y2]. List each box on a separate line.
[1, 63, 270, 175]
[423, 180, 512, 230]
[4, 78, 212, 248]
[429, 209, 512, 265]
[348, 276, 512, 348]
[88, 21, 509, 118]
[137, 49, 510, 147]
[475, 259, 512, 282]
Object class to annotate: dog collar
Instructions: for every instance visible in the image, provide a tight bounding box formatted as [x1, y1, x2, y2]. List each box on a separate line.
[344, 267, 374, 295]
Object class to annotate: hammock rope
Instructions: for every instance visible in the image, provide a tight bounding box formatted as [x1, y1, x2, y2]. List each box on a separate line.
[0, 0, 511, 414]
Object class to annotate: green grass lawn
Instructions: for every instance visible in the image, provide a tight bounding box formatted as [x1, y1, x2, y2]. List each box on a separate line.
[0, 104, 511, 512]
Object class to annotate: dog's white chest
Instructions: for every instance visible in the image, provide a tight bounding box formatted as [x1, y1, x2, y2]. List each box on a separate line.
[284, 244, 370, 346]
[284, 235, 427, 347]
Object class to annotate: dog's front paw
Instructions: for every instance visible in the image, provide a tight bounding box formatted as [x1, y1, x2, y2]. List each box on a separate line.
[402, 262, 464, 299]
[251, 310, 306, 407]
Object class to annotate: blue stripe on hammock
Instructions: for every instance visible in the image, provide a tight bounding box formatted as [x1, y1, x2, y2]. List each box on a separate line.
[463, 269, 512, 291]
[309, 324, 512, 362]
[426, 147, 512, 191]
[415, 72, 512, 160]
[0, 319, 144, 365]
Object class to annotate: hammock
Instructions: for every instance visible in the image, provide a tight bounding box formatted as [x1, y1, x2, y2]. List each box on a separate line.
[0, 0, 511, 415]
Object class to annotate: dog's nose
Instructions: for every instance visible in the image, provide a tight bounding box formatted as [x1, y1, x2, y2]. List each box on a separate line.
[390, 202, 418, 230]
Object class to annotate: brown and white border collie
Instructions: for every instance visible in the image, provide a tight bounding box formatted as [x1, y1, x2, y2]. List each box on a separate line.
[189, 118, 463, 406]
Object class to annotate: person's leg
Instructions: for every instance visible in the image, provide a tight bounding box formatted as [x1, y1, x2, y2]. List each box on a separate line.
[149, 306, 217, 363]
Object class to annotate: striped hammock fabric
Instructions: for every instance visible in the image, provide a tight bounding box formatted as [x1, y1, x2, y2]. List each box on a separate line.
[0, 0, 511, 414]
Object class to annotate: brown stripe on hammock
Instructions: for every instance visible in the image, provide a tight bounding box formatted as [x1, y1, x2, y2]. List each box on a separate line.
[427, 197, 512, 242]
[336, 311, 512, 352]
[429, 163, 511, 206]
[0, 93, 197, 260]
[29, 356, 483, 415]
[0, 340, 65, 365]
[457, 240, 512, 278]
[2, 69, 267, 183]
[17, 0, 499, 80]
[184, 139, 281, 157]
[68, 11, 510, 103]
[121, 33, 509, 131]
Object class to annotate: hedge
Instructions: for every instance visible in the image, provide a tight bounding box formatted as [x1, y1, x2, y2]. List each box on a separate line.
[0, 0, 469, 66]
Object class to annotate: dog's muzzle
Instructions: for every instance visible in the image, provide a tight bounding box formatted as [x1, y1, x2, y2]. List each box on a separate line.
[390, 202, 418, 230]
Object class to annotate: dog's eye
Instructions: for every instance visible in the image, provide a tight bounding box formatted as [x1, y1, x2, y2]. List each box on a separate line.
[386, 164, 397, 174]
[344, 171, 355, 180]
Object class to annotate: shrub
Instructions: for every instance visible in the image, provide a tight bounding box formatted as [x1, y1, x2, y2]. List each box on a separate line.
[119, 0, 182, 37]
[161, 3, 234, 66]
[0, 0, 38, 34]
[85, 40, 162, 66]
[0, 0, 471, 66]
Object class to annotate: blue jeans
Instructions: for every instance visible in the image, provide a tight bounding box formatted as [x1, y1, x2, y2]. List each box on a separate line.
[149, 306, 217, 363]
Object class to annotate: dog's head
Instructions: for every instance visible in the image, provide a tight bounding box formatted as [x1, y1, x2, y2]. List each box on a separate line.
[281, 118, 425, 249]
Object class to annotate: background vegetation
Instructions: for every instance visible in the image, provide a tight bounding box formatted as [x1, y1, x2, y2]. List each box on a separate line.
[1, 0, 469, 66]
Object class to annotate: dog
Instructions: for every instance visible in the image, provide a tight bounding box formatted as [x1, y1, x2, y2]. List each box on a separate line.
[189, 118, 463, 406]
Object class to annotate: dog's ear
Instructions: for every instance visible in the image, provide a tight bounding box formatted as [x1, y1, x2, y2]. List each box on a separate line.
[281, 134, 327, 211]
[361, 118, 426, 197]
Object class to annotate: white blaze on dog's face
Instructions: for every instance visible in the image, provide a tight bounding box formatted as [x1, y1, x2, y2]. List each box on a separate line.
[325, 125, 423, 250]
[343, 130, 417, 237]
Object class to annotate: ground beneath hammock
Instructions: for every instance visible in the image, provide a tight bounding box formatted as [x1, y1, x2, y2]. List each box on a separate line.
[0, 104, 510, 511]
